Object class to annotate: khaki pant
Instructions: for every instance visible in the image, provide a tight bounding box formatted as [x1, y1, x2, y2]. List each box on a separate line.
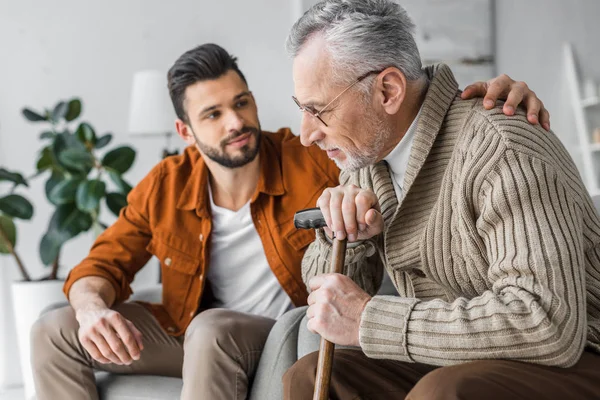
[31, 303, 275, 400]
[283, 349, 600, 400]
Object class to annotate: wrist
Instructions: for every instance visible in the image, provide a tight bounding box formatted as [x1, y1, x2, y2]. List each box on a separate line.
[74, 298, 109, 320]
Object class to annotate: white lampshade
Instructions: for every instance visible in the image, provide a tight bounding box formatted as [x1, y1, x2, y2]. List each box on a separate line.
[127, 70, 176, 135]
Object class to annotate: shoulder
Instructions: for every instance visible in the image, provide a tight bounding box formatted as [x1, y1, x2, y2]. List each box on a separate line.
[464, 99, 571, 169]
[263, 128, 340, 184]
[129, 146, 199, 200]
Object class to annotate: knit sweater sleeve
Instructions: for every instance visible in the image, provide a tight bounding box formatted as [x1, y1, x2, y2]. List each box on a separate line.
[301, 168, 385, 296]
[359, 147, 587, 368]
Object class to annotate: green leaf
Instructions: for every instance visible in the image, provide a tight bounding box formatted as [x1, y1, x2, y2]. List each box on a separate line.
[0, 215, 16, 254]
[22, 108, 47, 122]
[48, 179, 80, 205]
[52, 101, 69, 122]
[45, 171, 65, 201]
[94, 133, 113, 149]
[0, 195, 34, 220]
[39, 131, 55, 140]
[0, 168, 28, 187]
[76, 179, 106, 212]
[108, 170, 132, 195]
[65, 98, 82, 122]
[75, 122, 96, 145]
[102, 146, 135, 174]
[48, 203, 93, 235]
[36, 147, 55, 172]
[39, 203, 95, 264]
[39, 230, 68, 266]
[58, 148, 95, 172]
[106, 192, 127, 217]
[52, 132, 87, 171]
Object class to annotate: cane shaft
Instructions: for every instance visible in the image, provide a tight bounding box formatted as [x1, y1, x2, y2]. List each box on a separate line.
[313, 237, 347, 400]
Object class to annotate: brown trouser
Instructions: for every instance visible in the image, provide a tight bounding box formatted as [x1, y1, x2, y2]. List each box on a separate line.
[283, 349, 600, 400]
[31, 303, 275, 400]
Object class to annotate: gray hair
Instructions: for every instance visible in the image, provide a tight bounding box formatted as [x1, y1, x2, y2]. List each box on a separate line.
[286, 0, 424, 90]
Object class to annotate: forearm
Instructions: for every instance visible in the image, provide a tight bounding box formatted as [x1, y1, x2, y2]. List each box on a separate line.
[68, 276, 117, 314]
[360, 283, 586, 368]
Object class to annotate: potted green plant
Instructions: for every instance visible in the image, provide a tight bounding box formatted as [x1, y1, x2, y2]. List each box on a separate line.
[0, 97, 136, 398]
[0, 168, 34, 280]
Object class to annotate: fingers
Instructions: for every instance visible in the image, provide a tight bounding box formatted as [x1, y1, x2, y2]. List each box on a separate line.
[365, 209, 384, 237]
[502, 82, 527, 116]
[355, 191, 373, 232]
[317, 185, 380, 242]
[461, 82, 487, 100]
[465, 74, 551, 131]
[483, 76, 510, 110]
[329, 190, 346, 240]
[111, 315, 141, 361]
[523, 92, 541, 125]
[80, 336, 111, 364]
[98, 321, 133, 365]
[308, 274, 328, 293]
[80, 315, 143, 366]
[540, 107, 551, 131]
[341, 193, 358, 241]
[88, 331, 123, 365]
[316, 189, 333, 232]
[306, 303, 329, 335]
[126, 320, 144, 351]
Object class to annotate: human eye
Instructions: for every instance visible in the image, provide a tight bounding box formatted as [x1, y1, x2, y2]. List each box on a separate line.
[206, 111, 220, 120]
[236, 99, 249, 108]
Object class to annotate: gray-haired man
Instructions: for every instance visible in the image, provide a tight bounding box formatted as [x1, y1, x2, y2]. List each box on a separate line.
[284, 1, 600, 399]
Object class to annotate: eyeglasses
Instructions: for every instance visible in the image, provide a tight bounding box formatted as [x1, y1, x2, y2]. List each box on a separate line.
[292, 69, 384, 127]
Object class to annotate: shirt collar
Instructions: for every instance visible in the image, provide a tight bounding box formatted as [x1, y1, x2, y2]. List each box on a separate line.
[176, 133, 285, 216]
[383, 104, 424, 190]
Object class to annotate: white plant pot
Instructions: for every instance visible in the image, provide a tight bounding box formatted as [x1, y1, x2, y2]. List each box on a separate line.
[11, 280, 66, 400]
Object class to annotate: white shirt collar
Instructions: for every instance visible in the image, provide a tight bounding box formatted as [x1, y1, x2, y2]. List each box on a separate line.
[383, 104, 424, 193]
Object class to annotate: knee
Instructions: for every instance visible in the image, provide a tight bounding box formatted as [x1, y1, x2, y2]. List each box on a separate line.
[282, 351, 319, 399]
[30, 306, 79, 365]
[184, 309, 241, 348]
[408, 362, 494, 400]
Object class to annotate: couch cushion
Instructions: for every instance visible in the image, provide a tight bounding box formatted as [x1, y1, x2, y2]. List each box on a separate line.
[96, 373, 182, 400]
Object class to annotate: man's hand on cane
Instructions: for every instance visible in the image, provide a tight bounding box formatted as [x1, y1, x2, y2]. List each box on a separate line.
[307, 273, 371, 346]
[306, 184, 382, 346]
[316, 184, 384, 243]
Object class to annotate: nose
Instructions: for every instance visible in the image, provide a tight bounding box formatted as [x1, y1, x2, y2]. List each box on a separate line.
[226, 109, 244, 133]
[299, 114, 326, 147]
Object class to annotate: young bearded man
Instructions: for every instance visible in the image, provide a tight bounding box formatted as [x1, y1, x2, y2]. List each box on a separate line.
[30, 43, 550, 400]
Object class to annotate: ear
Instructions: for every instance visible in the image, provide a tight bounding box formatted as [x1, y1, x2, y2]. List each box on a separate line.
[375, 67, 407, 115]
[175, 119, 197, 146]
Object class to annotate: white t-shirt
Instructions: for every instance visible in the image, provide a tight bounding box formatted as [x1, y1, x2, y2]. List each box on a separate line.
[383, 105, 423, 202]
[205, 185, 293, 319]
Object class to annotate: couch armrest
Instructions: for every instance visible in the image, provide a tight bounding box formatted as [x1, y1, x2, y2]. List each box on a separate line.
[249, 306, 308, 400]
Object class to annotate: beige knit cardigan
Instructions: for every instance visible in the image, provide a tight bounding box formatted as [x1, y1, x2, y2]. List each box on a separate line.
[302, 64, 600, 368]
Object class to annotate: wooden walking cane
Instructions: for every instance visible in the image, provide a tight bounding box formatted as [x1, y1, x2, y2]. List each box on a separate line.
[294, 207, 348, 400]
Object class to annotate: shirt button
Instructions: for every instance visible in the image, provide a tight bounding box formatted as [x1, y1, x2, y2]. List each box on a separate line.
[199, 234, 204, 242]
[198, 273, 203, 280]
[189, 311, 195, 317]
[167, 326, 176, 333]
[164, 257, 172, 267]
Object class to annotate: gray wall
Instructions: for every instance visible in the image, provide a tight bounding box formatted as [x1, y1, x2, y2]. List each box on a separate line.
[496, 0, 600, 173]
[0, 0, 302, 387]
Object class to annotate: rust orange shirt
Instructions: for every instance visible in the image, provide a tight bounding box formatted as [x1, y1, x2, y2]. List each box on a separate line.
[63, 129, 339, 336]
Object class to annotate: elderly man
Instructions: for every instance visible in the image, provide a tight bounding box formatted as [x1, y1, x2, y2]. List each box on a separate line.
[284, 1, 600, 399]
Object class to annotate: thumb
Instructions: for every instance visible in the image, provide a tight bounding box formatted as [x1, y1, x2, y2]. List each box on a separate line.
[366, 209, 383, 228]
